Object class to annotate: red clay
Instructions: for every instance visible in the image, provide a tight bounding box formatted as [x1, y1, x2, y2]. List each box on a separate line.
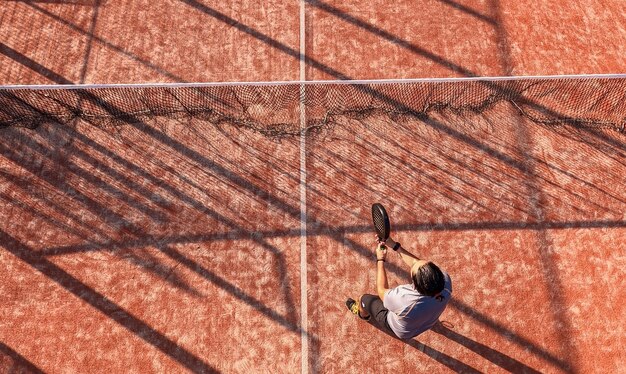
[0, 120, 302, 372]
[305, 106, 625, 373]
[306, 0, 626, 79]
[0, 0, 300, 84]
[1, 1, 625, 373]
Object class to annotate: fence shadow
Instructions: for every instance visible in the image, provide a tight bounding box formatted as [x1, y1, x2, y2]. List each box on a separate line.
[0, 229, 219, 373]
[1, 80, 310, 372]
[0, 342, 45, 374]
[2, 4, 624, 373]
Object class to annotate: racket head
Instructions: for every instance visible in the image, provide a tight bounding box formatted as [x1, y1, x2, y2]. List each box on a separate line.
[371, 203, 391, 241]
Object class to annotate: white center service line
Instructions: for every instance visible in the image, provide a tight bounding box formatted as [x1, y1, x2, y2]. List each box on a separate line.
[299, 1, 308, 374]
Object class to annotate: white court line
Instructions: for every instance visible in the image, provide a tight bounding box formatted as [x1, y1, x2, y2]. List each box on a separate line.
[299, 1, 308, 373]
[3, 73, 626, 90]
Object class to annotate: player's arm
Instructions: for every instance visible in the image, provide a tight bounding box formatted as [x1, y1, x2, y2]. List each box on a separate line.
[376, 244, 390, 301]
[385, 238, 420, 269]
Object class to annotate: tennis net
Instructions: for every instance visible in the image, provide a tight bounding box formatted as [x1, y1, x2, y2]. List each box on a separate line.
[1, 75, 625, 137]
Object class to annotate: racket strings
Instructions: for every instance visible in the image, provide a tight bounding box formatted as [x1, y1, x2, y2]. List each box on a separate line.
[373, 211, 386, 237]
[372, 203, 390, 240]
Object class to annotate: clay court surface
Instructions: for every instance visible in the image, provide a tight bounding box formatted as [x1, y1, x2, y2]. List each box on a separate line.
[1, 1, 626, 373]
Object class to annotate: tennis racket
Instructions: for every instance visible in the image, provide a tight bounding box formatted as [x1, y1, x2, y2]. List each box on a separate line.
[371, 203, 390, 242]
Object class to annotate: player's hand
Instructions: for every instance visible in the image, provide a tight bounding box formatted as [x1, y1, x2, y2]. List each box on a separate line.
[373, 235, 395, 248]
[376, 243, 387, 261]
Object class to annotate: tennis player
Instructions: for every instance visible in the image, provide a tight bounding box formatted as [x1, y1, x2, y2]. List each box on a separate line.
[346, 237, 452, 340]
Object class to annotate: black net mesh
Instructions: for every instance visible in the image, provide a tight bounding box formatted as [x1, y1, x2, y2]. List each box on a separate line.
[1, 77, 625, 137]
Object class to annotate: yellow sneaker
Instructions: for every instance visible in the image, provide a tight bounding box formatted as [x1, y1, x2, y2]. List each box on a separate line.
[346, 298, 360, 315]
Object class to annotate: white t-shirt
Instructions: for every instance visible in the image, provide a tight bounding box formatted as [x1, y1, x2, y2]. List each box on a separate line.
[383, 272, 452, 339]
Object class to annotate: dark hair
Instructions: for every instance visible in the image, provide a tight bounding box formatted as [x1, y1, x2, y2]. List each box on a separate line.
[412, 262, 445, 300]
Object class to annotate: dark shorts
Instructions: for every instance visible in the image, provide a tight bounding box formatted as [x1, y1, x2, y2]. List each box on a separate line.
[360, 294, 395, 336]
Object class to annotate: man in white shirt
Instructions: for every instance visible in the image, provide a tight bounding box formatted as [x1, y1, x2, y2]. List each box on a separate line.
[346, 237, 452, 340]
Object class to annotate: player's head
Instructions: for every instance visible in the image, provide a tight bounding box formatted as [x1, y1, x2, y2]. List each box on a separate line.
[411, 260, 445, 299]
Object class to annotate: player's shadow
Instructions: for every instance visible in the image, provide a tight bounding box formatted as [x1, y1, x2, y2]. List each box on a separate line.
[430, 323, 542, 373]
[364, 320, 479, 373]
[368, 320, 541, 373]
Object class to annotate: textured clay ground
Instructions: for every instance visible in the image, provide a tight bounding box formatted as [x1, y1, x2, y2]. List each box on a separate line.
[1, 1, 625, 373]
